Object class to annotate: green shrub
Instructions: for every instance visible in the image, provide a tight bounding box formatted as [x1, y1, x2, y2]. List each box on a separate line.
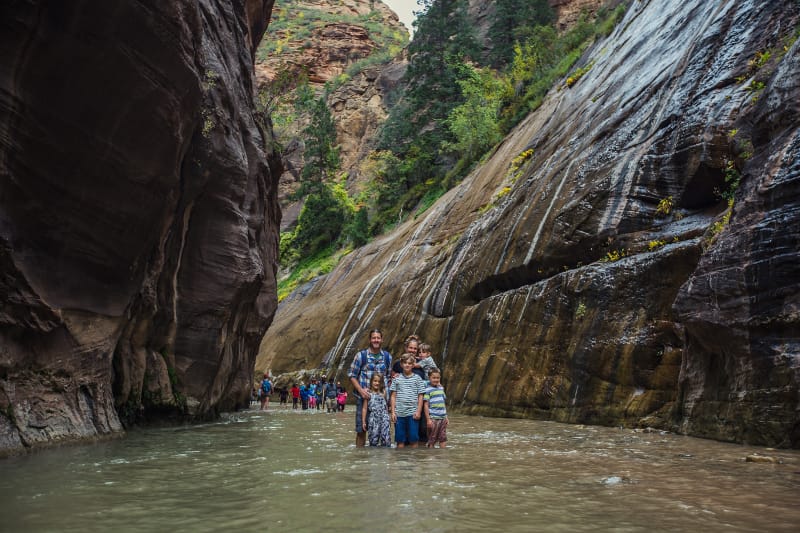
[655, 196, 674, 216]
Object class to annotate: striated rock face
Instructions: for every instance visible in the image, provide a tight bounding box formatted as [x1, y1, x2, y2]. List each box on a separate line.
[260, 23, 380, 85]
[0, 0, 281, 456]
[672, 32, 800, 446]
[258, 0, 800, 447]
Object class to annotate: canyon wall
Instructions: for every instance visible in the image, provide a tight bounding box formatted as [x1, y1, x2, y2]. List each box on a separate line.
[258, 0, 800, 447]
[0, 0, 281, 456]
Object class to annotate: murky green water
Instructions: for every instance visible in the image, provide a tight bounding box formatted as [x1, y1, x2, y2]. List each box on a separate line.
[1, 406, 798, 532]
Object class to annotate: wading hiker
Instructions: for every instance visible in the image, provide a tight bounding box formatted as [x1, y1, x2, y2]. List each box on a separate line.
[362, 373, 391, 447]
[424, 369, 448, 448]
[348, 329, 392, 447]
[291, 383, 300, 409]
[389, 353, 426, 448]
[260, 373, 272, 410]
[324, 378, 338, 412]
[314, 380, 324, 410]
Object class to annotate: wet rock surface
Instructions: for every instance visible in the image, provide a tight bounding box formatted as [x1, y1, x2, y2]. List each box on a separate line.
[258, 0, 800, 447]
[0, 0, 281, 456]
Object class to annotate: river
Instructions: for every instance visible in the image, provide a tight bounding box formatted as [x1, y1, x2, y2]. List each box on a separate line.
[1, 405, 798, 532]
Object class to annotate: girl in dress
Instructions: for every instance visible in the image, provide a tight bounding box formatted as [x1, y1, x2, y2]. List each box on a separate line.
[362, 373, 391, 447]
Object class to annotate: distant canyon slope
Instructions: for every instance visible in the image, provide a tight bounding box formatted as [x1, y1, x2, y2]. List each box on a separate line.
[261, 0, 610, 231]
[254, 0, 410, 230]
[258, 0, 800, 447]
[0, 0, 281, 456]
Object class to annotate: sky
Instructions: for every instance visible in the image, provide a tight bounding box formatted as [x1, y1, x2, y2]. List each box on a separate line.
[382, 0, 418, 35]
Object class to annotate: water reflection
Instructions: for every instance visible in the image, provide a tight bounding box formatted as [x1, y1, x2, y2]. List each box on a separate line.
[1, 408, 798, 532]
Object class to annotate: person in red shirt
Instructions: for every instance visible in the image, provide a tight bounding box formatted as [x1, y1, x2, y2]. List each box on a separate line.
[291, 383, 300, 410]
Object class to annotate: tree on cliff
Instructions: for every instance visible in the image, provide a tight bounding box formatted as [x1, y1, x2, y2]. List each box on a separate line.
[488, 0, 555, 67]
[445, 64, 504, 161]
[296, 87, 340, 197]
[404, 0, 480, 129]
[376, 0, 479, 229]
[283, 87, 351, 262]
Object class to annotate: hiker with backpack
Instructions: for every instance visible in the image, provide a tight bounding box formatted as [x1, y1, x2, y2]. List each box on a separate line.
[324, 378, 338, 412]
[259, 373, 272, 410]
[348, 329, 392, 447]
[314, 380, 324, 410]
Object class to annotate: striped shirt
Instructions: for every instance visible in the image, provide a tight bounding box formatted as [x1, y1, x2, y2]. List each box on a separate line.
[424, 385, 447, 419]
[389, 373, 426, 417]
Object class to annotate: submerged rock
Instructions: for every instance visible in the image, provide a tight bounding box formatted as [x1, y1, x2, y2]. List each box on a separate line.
[745, 454, 779, 464]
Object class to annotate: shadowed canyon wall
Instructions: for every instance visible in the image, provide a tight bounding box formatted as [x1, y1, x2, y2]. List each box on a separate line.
[258, 0, 800, 447]
[0, 0, 281, 456]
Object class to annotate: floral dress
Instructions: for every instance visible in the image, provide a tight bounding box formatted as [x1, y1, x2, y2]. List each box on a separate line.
[366, 393, 391, 447]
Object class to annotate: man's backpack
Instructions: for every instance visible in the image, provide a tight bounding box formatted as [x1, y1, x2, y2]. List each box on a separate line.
[325, 382, 338, 399]
[261, 379, 271, 394]
[359, 349, 391, 374]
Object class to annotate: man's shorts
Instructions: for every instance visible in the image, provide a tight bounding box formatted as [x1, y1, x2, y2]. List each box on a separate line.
[355, 395, 365, 432]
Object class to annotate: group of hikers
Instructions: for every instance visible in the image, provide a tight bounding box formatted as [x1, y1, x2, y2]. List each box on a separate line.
[255, 329, 448, 449]
[254, 376, 348, 412]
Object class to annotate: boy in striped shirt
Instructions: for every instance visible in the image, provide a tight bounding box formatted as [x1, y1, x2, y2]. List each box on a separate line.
[424, 369, 448, 448]
[389, 353, 426, 448]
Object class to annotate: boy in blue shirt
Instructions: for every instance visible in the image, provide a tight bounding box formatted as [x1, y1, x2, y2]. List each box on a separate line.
[424, 369, 448, 448]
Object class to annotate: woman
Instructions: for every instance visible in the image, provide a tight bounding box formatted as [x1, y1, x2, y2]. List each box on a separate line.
[391, 334, 429, 444]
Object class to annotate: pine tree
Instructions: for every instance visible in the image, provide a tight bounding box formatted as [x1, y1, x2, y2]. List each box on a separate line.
[377, 1, 480, 192]
[405, 0, 480, 126]
[489, 0, 555, 67]
[288, 90, 350, 259]
[298, 94, 340, 197]
[347, 207, 370, 247]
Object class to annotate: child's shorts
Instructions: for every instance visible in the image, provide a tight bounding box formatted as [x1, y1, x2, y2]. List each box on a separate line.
[394, 415, 419, 444]
[427, 417, 448, 444]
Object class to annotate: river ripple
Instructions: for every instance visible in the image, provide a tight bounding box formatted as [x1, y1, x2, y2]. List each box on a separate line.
[1, 407, 798, 532]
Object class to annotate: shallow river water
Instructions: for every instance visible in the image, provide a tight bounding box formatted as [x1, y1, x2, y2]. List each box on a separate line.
[1, 406, 798, 532]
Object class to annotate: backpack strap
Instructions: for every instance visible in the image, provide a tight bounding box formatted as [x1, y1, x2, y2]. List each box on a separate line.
[360, 349, 391, 372]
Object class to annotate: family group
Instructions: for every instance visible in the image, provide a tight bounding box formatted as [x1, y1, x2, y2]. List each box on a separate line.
[349, 329, 448, 449]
